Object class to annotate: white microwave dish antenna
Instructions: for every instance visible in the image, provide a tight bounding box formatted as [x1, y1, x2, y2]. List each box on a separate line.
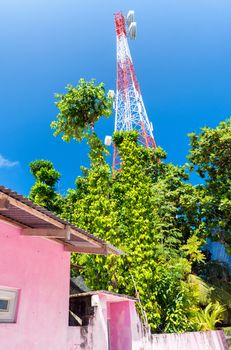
[104, 135, 112, 146]
[127, 10, 135, 26]
[128, 22, 137, 40]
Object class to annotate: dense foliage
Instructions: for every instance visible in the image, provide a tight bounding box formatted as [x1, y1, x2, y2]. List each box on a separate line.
[60, 132, 205, 333]
[188, 118, 231, 253]
[51, 79, 113, 142]
[196, 302, 226, 331]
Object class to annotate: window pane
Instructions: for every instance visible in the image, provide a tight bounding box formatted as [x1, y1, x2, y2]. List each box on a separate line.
[0, 300, 9, 311]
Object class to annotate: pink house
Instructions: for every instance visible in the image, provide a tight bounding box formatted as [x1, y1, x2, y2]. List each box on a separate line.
[0, 186, 228, 350]
[0, 186, 130, 350]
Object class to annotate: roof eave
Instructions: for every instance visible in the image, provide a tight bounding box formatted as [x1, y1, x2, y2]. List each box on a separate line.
[0, 186, 123, 256]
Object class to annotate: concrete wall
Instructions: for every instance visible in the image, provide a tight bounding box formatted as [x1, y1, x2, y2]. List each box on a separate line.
[150, 330, 228, 350]
[0, 219, 70, 350]
[67, 295, 109, 350]
[131, 330, 228, 350]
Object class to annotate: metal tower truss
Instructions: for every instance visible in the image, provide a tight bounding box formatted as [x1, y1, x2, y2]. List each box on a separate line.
[113, 12, 156, 172]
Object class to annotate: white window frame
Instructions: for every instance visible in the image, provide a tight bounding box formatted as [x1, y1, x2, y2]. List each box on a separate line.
[0, 288, 19, 323]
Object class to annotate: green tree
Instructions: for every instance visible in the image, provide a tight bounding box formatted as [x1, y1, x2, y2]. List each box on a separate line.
[188, 118, 231, 253]
[29, 159, 64, 214]
[51, 79, 113, 142]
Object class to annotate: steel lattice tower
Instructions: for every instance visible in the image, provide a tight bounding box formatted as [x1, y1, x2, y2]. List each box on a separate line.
[112, 11, 156, 171]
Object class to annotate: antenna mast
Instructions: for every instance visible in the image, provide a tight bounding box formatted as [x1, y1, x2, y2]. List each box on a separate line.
[113, 11, 156, 172]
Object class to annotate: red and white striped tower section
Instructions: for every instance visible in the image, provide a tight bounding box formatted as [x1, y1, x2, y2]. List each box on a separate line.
[112, 11, 156, 172]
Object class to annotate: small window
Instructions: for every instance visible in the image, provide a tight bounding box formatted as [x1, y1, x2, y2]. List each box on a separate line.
[0, 288, 19, 323]
[69, 296, 94, 326]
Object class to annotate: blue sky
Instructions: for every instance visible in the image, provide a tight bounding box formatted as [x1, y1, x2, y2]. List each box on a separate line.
[0, 0, 231, 196]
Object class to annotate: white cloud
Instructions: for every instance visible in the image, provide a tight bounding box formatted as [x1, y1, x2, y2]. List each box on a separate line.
[0, 154, 19, 168]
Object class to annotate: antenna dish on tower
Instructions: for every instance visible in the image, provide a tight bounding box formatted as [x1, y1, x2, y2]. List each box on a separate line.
[128, 22, 137, 40]
[127, 10, 135, 26]
[127, 10, 137, 40]
[108, 90, 115, 99]
[104, 135, 112, 146]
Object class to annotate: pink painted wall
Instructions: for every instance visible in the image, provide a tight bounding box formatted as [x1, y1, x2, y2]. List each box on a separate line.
[109, 301, 132, 350]
[0, 219, 70, 350]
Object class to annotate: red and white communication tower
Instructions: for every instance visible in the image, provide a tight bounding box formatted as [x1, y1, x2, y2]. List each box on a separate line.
[109, 10, 156, 171]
